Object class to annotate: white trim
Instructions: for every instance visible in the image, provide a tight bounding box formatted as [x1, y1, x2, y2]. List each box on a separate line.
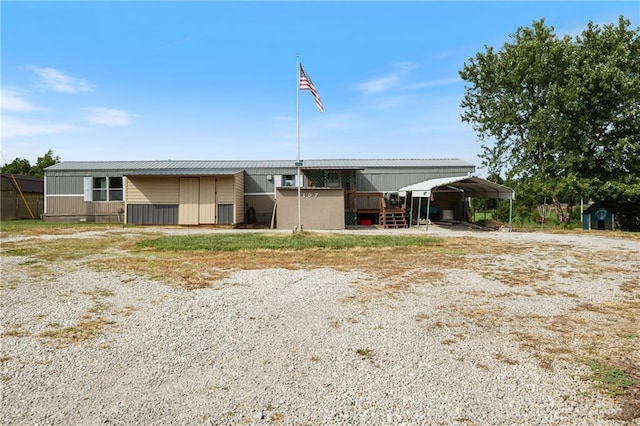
[244, 192, 274, 196]
[44, 176, 48, 214]
[47, 194, 85, 197]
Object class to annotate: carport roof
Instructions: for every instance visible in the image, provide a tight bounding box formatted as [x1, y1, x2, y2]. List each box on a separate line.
[399, 176, 515, 200]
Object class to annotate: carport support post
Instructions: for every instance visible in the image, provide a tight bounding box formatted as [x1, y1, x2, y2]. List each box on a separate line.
[409, 193, 414, 228]
[425, 196, 431, 231]
[417, 197, 422, 229]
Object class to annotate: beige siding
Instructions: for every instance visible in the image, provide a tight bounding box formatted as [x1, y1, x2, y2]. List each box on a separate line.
[216, 176, 234, 203]
[127, 177, 180, 204]
[234, 172, 244, 224]
[275, 188, 345, 230]
[199, 177, 216, 224]
[179, 178, 200, 225]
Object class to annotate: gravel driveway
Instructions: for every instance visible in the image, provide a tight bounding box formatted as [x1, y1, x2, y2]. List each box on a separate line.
[1, 226, 639, 425]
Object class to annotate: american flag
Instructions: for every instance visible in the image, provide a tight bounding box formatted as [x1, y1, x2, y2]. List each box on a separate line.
[299, 63, 324, 113]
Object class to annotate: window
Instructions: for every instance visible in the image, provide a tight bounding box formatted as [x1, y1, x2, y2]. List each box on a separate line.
[282, 175, 296, 187]
[87, 176, 123, 202]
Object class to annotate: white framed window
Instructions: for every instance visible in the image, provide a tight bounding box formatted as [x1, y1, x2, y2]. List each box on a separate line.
[84, 176, 123, 201]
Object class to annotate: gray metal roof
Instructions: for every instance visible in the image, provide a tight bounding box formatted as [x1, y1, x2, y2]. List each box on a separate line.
[45, 158, 474, 172]
[125, 169, 243, 176]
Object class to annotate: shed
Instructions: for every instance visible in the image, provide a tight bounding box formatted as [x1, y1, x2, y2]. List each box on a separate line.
[582, 203, 614, 231]
[1, 173, 44, 220]
[399, 176, 515, 229]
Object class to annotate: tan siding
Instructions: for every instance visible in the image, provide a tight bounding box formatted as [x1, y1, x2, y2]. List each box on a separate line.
[216, 176, 234, 203]
[179, 178, 199, 225]
[45, 196, 123, 215]
[234, 172, 244, 223]
[44, 196, 84, 214]
[126, 177, 180, 204]
[86, 202, 124, 214]
[199, 177, 216, 224]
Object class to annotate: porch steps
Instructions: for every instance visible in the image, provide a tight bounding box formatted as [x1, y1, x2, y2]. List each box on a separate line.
[379, 209, 408, 229]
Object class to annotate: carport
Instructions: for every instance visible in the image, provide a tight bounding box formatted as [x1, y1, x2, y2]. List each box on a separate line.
[399, 175, 515, 230]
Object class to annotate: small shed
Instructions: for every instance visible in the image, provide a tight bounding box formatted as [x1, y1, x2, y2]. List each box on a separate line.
[1, 173, 44, 220]
[582, 203, 614, 231]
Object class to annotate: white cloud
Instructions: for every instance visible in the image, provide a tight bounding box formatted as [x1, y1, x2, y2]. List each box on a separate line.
[85, 107, 136, 127]
[355, 62, 420, 94]
[1, 116, 79, 139]
[406, 77, 462, 90]
[30, 67, 93, 93]
[1, 88, 42, 112]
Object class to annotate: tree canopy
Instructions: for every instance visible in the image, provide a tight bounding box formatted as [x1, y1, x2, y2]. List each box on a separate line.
[1, 149, 61, 178]
[460, 16, 640, 230]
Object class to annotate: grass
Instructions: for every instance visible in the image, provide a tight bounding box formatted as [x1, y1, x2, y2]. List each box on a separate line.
[136, 232, 440, 252]
[0, 219, 122, 235]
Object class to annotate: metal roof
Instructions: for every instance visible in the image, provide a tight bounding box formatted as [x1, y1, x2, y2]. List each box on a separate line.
[125, 169, 243, 176]
[399, 176, 515, 200]
[45, 158, 474, 172]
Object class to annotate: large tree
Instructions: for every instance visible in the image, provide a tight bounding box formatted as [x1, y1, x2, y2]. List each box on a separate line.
[460, 17, 640, 230]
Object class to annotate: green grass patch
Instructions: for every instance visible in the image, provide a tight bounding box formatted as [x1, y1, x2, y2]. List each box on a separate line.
[136, 232, 441, 252]
[587, 359, 639, 398]
[0, 219, 122, 235]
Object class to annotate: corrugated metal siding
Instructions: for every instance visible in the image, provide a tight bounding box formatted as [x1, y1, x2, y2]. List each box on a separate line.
[46, 176, 84, 195]
[217, 204, 233, 224]
[234, 173, 244, 223]
[199, 177, 216, 225]
[179, 178, 199, 225]
[127, 204, 178, 225]
[216, 176, 234, 203]
[127, 177, 180, 204]
[357, 168, 473, 192]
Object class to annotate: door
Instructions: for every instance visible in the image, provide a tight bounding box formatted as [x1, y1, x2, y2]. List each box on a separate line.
[179, 178, 199, 225]
[199, 177, 216, 224]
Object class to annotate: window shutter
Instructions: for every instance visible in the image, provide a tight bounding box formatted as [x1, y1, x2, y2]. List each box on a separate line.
[84, 177, 93, 201]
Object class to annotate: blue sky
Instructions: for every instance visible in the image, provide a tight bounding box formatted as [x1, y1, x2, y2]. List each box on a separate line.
[1, 1, 638, 172]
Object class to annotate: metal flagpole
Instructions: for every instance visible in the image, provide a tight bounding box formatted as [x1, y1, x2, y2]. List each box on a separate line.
[296, 55, 302, 232]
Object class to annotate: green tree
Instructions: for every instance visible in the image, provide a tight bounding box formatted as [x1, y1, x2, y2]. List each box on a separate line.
[1, 149, 61, 177]
[32, 149, 61, 177]
[1, 157, 33, 175]
[460, 17, 640, 230]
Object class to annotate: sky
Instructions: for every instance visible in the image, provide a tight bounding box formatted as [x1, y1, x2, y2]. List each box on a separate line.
[1, 1, 638, 172]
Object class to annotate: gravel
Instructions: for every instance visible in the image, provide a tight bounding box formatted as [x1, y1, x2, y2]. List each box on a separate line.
[1, 226, 638, 425]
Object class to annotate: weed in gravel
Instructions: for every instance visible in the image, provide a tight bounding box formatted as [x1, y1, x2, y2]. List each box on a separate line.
[2, 326, 29, 337]
[587, 359, 639, 398]
[355, 348, 375, 360]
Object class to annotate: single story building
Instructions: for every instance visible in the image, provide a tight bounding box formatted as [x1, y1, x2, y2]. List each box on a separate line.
[1, 173, 44, 220]
[43, 158, 477, 229]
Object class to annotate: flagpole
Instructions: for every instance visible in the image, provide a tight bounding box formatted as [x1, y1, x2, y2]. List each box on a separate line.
[296, 55, 302, 232]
